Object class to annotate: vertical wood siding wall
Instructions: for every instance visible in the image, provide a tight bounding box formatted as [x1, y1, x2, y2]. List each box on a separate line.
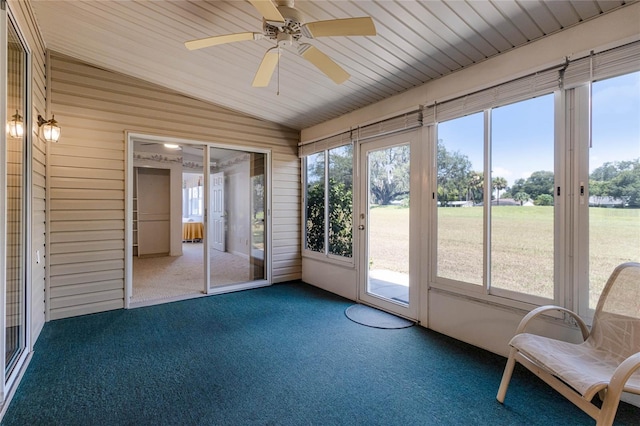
[9, 0, 48, 343]
[48, 53, 301, 320]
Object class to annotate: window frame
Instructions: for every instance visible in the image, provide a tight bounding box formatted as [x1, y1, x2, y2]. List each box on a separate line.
[573, 71, 640, 320]
[430, 91, 565, 309]
[302, 143, 355, 266]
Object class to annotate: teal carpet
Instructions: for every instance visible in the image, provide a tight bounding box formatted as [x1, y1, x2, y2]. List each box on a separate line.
[2, 282, 639, 425]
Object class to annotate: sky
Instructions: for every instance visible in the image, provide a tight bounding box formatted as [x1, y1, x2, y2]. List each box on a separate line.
[437, 71, 640, 187]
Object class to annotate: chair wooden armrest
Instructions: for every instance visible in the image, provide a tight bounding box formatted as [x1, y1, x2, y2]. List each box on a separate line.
[598, 352, 640, 425]
[515, 305, 590, 340]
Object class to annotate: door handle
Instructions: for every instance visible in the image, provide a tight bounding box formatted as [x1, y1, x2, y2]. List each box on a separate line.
[358, 225, 365, 230]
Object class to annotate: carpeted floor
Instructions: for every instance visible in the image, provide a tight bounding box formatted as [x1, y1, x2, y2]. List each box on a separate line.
[132, 243, 252, 303]
[2, 282, 639, 425]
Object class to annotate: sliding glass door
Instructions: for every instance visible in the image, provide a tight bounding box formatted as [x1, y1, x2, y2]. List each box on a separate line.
[127, 137, 270, 305]
[208, 150, 267, 290]
[5, 15, 28, 381]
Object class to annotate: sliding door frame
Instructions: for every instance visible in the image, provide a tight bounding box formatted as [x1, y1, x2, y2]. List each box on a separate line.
[1, 6, 33, 402]
[125, 133, 272, 308]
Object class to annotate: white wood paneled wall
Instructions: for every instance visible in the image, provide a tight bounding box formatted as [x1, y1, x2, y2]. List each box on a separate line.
[47, 53, 301, 320]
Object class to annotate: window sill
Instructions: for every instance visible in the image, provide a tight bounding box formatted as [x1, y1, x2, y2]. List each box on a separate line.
[302, 251, 355, 269]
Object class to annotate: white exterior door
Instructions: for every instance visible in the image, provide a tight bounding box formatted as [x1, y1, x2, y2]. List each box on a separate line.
[210, 172, 226, 252]
[358, 132, 420, 320]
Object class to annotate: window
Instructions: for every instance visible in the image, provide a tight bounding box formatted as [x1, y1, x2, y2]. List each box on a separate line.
[436, 113, 484, 285]
[328, 144, 353, 257]
[305, 152, 325, 253]
[304, 144, 353, 259]
[587, 72, 640, 309]
[183, 175, 203, 217]
[435, 94, 557, 303]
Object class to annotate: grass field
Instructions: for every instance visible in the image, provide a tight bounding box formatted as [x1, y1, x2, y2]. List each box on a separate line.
[369, 205, 640, 307]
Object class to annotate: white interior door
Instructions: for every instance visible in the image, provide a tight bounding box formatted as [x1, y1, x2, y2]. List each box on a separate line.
[210, 171, 226, 252]
[358, 133, 419, 320]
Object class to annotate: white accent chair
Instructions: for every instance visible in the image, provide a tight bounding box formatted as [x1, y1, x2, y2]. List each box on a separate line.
[496, 262, 640, 426]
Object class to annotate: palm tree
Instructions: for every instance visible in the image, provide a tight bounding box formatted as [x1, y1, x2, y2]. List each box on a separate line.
[492, 176, 508, 206]
[514, 191, 530, 206]
[467, 171, 483, 204]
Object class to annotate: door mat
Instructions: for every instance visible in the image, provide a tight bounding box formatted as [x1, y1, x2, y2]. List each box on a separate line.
[345, 304, 414, 329]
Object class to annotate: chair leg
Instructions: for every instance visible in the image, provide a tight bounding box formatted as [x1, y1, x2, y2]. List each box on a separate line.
[596, 392, 620, 426]
[496, 348, 518, 403]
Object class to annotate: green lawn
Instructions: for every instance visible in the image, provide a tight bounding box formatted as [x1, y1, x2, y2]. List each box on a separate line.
[369, 205, 640, 306]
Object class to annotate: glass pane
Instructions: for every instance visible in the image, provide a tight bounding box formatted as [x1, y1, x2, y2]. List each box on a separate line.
[305, 152, 325, 253]
[491, 94, 554, 299]
[328, 144, 353, 257]
[6, 21, 27, 375]
[367, 145, 410, 304]
[490, 95, 555, 299]
[436, 113, 484, 285]
[250, 153, 266, 280]
[132, 143, 205, 303]
[210, 149, 267, 287]
[589, 72, 640, 308]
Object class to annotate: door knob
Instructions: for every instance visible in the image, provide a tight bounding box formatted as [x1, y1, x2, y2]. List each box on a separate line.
[358, 225, 365, 230]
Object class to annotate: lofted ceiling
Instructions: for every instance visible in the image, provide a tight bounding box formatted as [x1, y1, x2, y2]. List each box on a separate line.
[31, 0, 634, 130]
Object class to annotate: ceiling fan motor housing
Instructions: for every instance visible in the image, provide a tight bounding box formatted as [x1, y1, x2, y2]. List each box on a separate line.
[263, 5, 303, 42]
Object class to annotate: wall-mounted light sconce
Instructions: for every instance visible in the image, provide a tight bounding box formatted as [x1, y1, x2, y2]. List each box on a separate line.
[37, 114, 61, 142]
[7, 110, 24, 139]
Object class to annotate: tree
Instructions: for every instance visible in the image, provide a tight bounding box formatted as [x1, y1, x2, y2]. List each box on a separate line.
[369, 145, 410, 205]
[467, 171, 484, 204]
[306, 178, 353, 257]
[305, 182, 325, 253]
[327, 180, 353, 257]
[509, 178, 526, 198]
[437, 140, 473, 206]
[524, 171, 554, 199]
[513, 191, 530, 206]
[492, 176, 508, 206]
[534, 194, 554, 206]
[608, 163, 640, 207]
[590, 159, 640, 207]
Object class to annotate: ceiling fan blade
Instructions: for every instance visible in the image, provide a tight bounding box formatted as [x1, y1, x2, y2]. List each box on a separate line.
[252, 48, 281, 87]
[185, 32, 262, 50]
[298, 44, 350, 85]
[248, 0, 285, 23]
[302, 17, 376, 38]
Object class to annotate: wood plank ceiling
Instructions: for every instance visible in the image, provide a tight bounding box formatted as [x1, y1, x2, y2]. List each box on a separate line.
[31, 0, 634, 130]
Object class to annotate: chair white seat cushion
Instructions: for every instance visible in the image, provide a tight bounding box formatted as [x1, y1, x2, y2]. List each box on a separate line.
[511, 333, 640, 399]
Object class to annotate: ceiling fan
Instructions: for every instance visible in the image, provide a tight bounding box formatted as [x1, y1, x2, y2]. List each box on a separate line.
[184, 0, 376, 87]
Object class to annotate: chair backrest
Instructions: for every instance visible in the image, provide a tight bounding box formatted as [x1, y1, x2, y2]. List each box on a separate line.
[589, 262, 640, 360]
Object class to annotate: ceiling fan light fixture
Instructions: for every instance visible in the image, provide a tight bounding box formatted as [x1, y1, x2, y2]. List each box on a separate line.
[276, 32, 293, 47]
[185, 0, 375, 87]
